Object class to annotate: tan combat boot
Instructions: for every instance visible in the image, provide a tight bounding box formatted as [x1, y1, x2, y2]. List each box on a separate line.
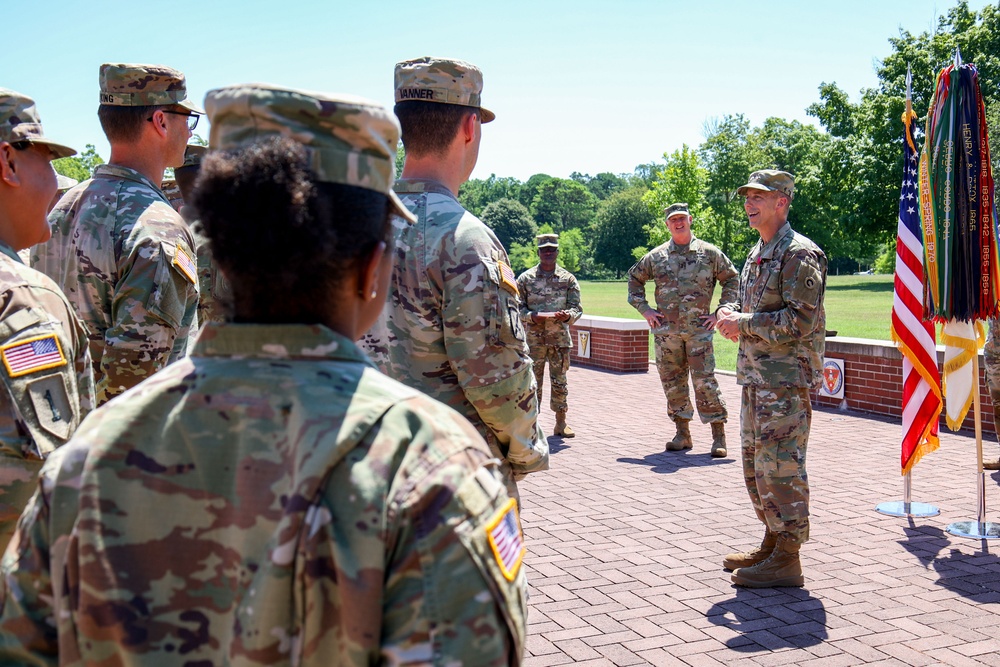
[722, 529, 776, 570]
[665, 419, 692, 451]
[731, 536, 804, 588]
[710, 422, 727, 458]
[554, 410, 575, 438]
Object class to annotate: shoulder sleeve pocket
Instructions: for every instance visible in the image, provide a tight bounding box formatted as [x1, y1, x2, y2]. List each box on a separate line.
[146, 241, 199, 330]
[482, 258, 526, 348]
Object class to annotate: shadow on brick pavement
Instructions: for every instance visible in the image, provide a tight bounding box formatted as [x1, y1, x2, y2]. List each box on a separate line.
[520, 364, 1000, 666]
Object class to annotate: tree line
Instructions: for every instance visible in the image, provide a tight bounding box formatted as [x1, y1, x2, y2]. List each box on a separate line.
[458, 2, 1000, 278]
[53, 3, 999, 279]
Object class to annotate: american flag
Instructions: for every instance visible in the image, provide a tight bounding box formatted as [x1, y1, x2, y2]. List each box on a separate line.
[891, 88, 942, 473]
[2, 335, 66, 377]
[488, 500, 525, 580]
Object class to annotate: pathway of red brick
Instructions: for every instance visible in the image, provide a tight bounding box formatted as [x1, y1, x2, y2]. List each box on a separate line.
[520, 365, 1000, 666]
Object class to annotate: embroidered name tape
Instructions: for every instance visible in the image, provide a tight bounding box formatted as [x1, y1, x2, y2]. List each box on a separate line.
[1, 334, 67, 378]
[173, 247, 198, 284]
[498, 260, 519, 296]
[486, 498, 525, 581]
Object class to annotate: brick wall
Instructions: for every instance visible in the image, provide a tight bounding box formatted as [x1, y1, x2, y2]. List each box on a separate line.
[568, 315, 649, 373]
[818, 337, 994, 434]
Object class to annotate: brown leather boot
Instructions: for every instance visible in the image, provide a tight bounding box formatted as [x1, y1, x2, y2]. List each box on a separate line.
[731, 536, 804, 588]
[666, 419, 692, 451]
[554, 410, 575, 437]
[710, 422, 727, 457]
[722, 529, 775, 570]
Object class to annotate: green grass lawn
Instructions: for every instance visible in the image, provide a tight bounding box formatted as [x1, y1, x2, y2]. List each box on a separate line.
[579, 274, 894, 371]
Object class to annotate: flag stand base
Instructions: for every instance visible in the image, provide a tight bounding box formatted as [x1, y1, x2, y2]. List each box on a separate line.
[946, 521, 1000, 539]
[875, 472, 939, 516]
[876, 501, 939, 517]
[947, 471, 999, 539]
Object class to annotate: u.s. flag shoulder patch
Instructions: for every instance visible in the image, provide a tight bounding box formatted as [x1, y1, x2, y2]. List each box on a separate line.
[497, 260, 519, 296]
[172, 246, 198, 285]
[486, 498, 525, 581]
[1, 334, 67, 378]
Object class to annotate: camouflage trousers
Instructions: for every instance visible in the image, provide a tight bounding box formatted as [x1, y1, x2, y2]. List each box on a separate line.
[529, 344, 570, 412]
[653, 332, 727, 424]
[740, 385, 811, 543]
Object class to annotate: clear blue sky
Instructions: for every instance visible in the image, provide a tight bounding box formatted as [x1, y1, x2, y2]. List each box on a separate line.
[7, 0, 989, 181]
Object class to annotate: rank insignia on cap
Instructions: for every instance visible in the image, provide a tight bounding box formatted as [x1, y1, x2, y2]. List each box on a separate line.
[486, 498, 525, 581]
[1, 334, 67, 378]
[498, 260, 519, 296]
[173, 246, 197, 284]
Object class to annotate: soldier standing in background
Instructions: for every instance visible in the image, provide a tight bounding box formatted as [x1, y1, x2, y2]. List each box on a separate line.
[173, 144, 232, 325]
[0, 89, 94, 552]
[628, 202, 738, 457]
[517, 233, 582, 437]
[32, 63, 200, 405]
[0, 83, 527, 666]
[716, 170, 827, 588]
[361, 56, 548, 504]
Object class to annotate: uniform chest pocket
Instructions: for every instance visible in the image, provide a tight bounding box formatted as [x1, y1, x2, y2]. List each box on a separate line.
[483, 258, 525, 347]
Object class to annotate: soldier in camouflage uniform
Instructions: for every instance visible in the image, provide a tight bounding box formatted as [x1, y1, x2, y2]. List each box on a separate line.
[173, 144, 232, 325]
[628, 203, 738, 457]
[360, 57, 548, 504]
[517, 233, 582, 437]
[983, 319, 1000, 469]
[31, 63, 200, 405]
[0, 83, 527, 666]
[0, 90, 95, 553]
[716, 170, 827, 588]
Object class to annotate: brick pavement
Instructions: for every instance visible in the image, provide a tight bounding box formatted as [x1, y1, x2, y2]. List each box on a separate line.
[520, 364, 1000, 666]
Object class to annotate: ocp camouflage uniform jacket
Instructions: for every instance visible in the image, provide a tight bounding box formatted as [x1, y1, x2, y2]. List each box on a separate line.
[627, 235, 738, 335]
[0, 323, 527, 666]
[31, 164, 199, 405]
[360, 178, 547, 481]
[517, 264, 582, 348]
[719, 222, 827, 388]
[0, 243, 94, 553]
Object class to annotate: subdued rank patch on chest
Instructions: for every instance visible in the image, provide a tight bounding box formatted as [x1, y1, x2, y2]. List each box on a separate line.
[487, 498, 525, 581]
[1, 334, 67, 378]
[173, 246, 198, 284]
[498, 261, 519, 296]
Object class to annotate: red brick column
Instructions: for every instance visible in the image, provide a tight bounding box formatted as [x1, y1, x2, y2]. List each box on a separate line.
[569, 316, 649, 373]
[819, 336, 994, 434]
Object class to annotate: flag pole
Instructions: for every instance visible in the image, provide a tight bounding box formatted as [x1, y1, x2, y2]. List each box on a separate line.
[877, 65, 940, 518]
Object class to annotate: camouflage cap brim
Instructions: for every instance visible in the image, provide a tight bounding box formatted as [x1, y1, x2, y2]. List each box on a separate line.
[736, 182, 772, 196]
[480, 106, 496, 123]
[55, 174, 79, 191]
[24, 137, 77, 159]
[176, 97, 205, 115]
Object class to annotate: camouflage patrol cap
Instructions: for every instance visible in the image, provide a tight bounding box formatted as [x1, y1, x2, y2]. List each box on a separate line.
[0, 88, 76, 158]
[99, 63, 204, 114]
[56, 174, 78, 191]
[205, 83, 416, 223]
[737, 169, 795, 200]
[537, 233, 559, 248]
[394, 57, 496, 123]
[663, 203, 690, 219]
[180, 144, 207, 169]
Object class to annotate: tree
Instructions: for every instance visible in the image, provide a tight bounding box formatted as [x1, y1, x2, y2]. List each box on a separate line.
[52, 144, 104, 182]
[458, 174, 522, 216]
[395, 142, 405, 176]
[529, 178, 598, 232]
[518, 173, 551, 210]
[569, 171, 629, 200]
[592, 187, 654, 277]
[481, 198, 537, 251]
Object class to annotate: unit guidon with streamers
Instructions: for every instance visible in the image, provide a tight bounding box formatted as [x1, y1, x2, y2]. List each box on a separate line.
[1, 334, 67, 377]
[486, 498, 525, 581]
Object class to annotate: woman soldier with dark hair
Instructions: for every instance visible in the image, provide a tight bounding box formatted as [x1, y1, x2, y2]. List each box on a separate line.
[0, 85, 527, 666]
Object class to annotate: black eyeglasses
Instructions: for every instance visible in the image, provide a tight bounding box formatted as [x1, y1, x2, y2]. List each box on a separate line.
[148, 110, 200, 131]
